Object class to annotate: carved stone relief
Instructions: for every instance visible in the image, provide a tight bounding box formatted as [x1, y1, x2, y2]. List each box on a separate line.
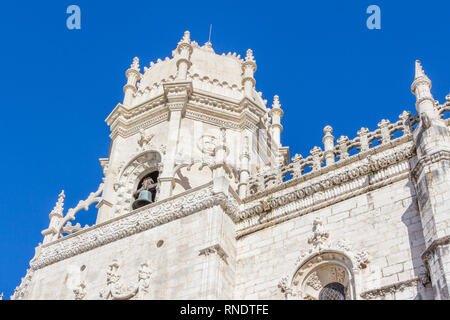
[99, 260, 151, 300]
[278, 218, 369, 300]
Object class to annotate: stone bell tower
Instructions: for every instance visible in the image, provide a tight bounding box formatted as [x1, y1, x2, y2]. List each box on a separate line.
[96, 31, 289, 223]
[410, 61, 450, 299]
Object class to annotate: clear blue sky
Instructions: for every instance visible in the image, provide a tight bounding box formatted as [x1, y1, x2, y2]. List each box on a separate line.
[0, 0, 449, 298]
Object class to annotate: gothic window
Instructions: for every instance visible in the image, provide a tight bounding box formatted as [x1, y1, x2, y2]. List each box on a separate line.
[319, 282, 346, 300]
[132, 171, 159, 210]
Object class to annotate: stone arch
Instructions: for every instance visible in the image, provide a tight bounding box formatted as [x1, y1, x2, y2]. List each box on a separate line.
[114, 150, 162, 215]
[288, 250, 358, 300]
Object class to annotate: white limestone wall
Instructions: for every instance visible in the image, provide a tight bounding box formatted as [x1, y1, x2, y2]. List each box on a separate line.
[26, 205, 236, 300]
[172, 118, 271, 195]
[234, 178, 434, 300]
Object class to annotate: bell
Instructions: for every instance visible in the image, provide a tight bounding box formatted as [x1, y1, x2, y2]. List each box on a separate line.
[132, 190, 153, 210]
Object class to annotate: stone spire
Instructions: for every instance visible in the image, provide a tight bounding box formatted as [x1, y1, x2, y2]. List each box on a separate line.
[269, 95, 284, 149]
[175, 31, 193, 80]
[322, 125, 335, 166]
[411, 60, 438, 121]
[41, 190, 65, 244]
[241, 49, 257, 97]
[123, 57, 141, 107]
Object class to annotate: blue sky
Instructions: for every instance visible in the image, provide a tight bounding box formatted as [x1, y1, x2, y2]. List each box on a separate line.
[0, 0, 449, 298]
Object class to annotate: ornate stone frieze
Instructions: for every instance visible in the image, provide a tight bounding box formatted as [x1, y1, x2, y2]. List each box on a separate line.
[107, 96, 166, 128]
[236, 143, 415, 238]
[30, 184, 238, 271]
[360, 276, 430, 300]
[110, 110, 169, 140]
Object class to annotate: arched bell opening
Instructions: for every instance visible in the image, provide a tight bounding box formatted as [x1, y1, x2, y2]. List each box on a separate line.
[132, 171, 159, 210]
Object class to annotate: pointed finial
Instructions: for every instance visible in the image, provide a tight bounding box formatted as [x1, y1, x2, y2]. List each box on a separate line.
[49, 190, 65, 218]
[245, 49, 255, 62]
[181, 30, 191, 43]
[411, 60, 432, 94]
[415, 60, 428, 80]
[130, 57, 140, 71]
[323, 125, 333, 135]
[272, 95, 281, 109]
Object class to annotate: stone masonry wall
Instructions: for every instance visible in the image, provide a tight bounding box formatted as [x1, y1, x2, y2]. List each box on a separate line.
[25, 205, 235, 300]
[234, 178, 434, 300]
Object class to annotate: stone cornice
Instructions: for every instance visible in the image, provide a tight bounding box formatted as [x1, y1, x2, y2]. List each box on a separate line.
[106, 95, 166, 127]
[410, 150, 450, 184]
[109, 110, 169, 140]
[107, 89, 267, 139]
[422, 235, 450, 265]
[29, 183, 239, 271]
[236, 141, 415, 239]
[199, 244, 229, 264]
[360, 277, 429, 300]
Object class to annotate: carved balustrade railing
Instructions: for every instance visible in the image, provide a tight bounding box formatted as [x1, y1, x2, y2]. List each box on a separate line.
[247, 99, 450, 197]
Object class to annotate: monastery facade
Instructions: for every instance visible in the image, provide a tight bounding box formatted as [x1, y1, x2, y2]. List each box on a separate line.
[12, 31, 450, 300]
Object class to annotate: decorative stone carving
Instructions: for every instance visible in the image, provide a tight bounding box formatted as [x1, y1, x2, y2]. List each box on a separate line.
[137, 128, 155, 148]
[360, 276, 430, 300]
[198, 135, 217, 156]
[238, 142, 415, 238]
[99, 260, 151, 300]
[11, 269, 34, 300]
[30, 186, 239, 270]
[278, 219, 369, 300]
[330, 266, 346, 283]
[307, 218, 329, 250]
[73, 281, 86, 300]
[306, 272, 322, 290]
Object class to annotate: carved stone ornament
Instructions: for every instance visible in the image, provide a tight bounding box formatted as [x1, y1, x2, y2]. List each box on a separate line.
[11, 269, 34, 300]
[30, 185, 239, 271]
[73, 281, 87, 300]
[360, 275, 430, 300]
[278, 219, 369, 300]
[238, 142, 415, 238]
[137, 128, 155, 148]
[99, 260, 151, 300]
